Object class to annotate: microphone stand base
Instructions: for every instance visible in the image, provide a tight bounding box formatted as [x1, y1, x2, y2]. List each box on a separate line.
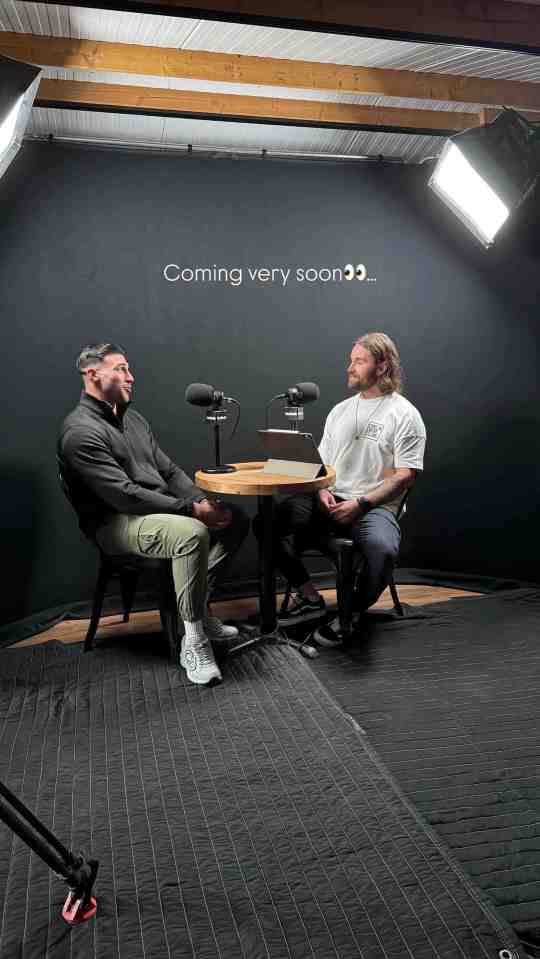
[226, 627, 319, 661]
[63, 894, 97, 925]
[200, 465, 236, 474]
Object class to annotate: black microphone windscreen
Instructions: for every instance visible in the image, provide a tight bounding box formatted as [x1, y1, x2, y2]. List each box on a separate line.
[295, 382, 320, 403]
[185, 383, 216, 406]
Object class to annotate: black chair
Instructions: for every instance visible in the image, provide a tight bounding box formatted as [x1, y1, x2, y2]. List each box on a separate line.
[280, 490, 410, 645]
[58, 466, 179, 661]
[83, 551, 179, 659]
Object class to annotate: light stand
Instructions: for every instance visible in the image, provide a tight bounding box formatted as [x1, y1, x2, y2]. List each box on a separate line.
[0, 778, 98, 925]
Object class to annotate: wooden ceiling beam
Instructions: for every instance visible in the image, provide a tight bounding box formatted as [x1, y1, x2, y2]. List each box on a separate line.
[3, 33, 540, 112]
[21, 0, 540, 55]
[0, 32, 540, 111]
[36, 77, 485, 134]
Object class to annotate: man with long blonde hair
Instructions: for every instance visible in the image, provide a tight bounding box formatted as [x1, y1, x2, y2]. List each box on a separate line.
[275, 332, 426, 645]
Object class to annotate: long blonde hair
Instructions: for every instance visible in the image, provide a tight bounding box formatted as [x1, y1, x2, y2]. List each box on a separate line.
[355, 332, 403, 394]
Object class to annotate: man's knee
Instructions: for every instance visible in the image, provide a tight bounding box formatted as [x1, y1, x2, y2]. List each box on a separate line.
[276, 494, 315, 535]
[169, 515, 210, 553]
[363, 535, 398, 565]
[132, 513, 210, 561]
[253, 493, 317, 548]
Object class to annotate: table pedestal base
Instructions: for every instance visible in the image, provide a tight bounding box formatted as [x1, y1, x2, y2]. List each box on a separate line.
[194, 462, 335, 661]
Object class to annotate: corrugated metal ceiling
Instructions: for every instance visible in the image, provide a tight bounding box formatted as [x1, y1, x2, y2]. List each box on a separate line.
[2, 1, 540, 161]
[29, 108, 443, 161]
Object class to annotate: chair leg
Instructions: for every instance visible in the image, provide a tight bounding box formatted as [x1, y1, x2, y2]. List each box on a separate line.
[159, 606, 179, 662]
[84, 562, 110, 652]
[335, 541, 355, 642]
[157, 563, 179, 662]
[119, 568, 138, 622]
[280, 581, 292, 615]
[388, 573, 404, 617]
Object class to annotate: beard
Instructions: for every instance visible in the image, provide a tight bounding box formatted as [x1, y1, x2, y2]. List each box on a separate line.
[103, 382, 132, 408]
[348, 372, 377, 392]
[117, 387, 132, 409]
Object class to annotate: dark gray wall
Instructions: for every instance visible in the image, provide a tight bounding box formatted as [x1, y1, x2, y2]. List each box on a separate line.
[0, 140, 539, 623]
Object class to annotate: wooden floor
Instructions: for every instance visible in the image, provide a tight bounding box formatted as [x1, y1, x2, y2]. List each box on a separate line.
[15, 585, 483, 648]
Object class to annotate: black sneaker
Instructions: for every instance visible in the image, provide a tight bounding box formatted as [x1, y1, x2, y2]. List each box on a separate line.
[312, 618, 343, 648]
[278, 593, 326, 625]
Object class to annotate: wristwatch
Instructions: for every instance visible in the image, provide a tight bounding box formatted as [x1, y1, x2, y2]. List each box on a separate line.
[356, 496, 372, 514]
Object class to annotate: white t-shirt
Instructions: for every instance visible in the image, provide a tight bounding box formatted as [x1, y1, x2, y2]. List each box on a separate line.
[318, 391, 426, 516]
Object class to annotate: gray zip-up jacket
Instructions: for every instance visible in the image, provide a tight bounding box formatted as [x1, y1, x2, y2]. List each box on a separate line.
[58, 393, 206, 538]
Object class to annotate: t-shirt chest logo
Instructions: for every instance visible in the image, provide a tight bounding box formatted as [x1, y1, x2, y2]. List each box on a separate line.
[363, 421, 384, 441]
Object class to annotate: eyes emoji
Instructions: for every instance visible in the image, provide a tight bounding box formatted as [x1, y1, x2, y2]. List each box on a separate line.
[356, 263, 367, 281]
[344, 263, 367, 281]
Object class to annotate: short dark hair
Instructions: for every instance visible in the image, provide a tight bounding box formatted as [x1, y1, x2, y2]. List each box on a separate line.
[76, 343, 127, 374]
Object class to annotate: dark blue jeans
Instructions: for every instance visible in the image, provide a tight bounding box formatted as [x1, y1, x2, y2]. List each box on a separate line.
[266, 493, 401, 612]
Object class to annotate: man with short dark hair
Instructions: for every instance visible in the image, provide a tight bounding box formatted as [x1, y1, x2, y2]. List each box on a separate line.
[271, 332, 426, 646]
[58, 343, 249, 685]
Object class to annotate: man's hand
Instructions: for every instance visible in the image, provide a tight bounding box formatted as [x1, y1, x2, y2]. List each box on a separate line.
[192, 498, 232, 530]
[318, 489, 337, 512]
[328, 499, 362, 525]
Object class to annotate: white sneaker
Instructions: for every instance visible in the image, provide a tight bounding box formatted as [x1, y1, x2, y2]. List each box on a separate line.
[203, 614, 239, 641]
[180, 636, 222, 685]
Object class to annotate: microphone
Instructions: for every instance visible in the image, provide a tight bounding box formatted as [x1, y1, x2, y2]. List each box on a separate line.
[281, 382, 320, 405]
[185, 383, 236, 407]
[266, 381, 320, 430]
[185, 383, 240, 474]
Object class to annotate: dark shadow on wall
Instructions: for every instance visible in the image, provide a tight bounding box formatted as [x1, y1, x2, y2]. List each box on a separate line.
[0, 468, 39, 623]
[399, 416, 539, 581]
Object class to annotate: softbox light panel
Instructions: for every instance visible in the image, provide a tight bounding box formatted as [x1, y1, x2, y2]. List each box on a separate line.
[429, 109, 540, 247]
[0, 53, 41, 182]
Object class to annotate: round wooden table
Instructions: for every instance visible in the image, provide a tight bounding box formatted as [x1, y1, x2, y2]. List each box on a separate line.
[196, 461, 335, 635]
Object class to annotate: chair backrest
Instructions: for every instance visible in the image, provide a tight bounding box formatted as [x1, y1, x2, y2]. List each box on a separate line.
[396, 487, 411, 522]
[58, 457, 95, 542]
[57, 456, 76, 509]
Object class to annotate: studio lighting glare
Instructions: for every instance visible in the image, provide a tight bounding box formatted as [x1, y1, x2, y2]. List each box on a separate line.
[431, 141, 509, 245]
[0, 96, 24, 155]
[0, 54, 41, 183]
[429, 109, 540, 248]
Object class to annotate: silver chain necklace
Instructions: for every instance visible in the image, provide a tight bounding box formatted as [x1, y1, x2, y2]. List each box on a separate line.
[354, 392, 388, 440]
